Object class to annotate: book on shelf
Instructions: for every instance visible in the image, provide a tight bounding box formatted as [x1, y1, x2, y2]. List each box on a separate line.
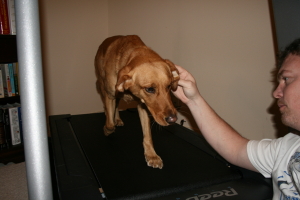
[14, 102, 22, 142]
[0, 104, 11, 148]
[7, 0, 15, 35]
[0, 103, 22, 149]
[13, 62, 18, 95]
[0, 68, 4, 98]
[8, 63, 15, 96]
[0, 0, 10, 35]
[0, 0, 15, 35]
[0, 112, 6, 149]
[0, 63, 11, 97]
[0, 63, 10, 97]
[8, 104, 21, 145]
[0, 62, 19, 98]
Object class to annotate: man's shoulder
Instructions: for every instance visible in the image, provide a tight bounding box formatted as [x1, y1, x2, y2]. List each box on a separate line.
[281, 132, 300, 142]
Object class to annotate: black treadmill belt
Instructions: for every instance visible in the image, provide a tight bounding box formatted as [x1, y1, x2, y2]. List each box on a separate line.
[69, 109, 241, 200]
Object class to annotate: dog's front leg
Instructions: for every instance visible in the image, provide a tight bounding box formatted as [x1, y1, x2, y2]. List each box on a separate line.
[137, 104, 163, 169]
[114, 98, 124, 127]
[103, 95, 117, 136]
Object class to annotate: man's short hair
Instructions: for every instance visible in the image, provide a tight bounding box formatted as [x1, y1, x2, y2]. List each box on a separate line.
[277, 38, 300, 69]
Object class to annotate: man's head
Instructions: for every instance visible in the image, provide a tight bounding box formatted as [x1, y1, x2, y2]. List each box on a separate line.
[277, 38, 300, 69]
[273, 38, 300, 131]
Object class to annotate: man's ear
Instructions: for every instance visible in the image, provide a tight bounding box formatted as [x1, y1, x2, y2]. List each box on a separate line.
[116, 66, 133, 92]
[165, 59, 180, 91]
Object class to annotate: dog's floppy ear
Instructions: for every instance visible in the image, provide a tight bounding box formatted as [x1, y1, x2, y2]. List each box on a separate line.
[116, 65, 134, 92]
[165, 59, 180, 91]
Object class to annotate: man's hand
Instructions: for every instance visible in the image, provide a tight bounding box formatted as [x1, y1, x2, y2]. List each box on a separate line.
[172, 65, 201, 104]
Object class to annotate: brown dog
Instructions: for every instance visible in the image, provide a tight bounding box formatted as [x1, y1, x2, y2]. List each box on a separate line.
[95, 35, 179, 169]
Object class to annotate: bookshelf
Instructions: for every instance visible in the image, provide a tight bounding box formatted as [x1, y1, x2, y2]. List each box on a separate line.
[0, 34, 24, 164]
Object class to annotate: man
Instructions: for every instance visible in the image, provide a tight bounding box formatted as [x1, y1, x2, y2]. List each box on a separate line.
[172, 38, 300, 199]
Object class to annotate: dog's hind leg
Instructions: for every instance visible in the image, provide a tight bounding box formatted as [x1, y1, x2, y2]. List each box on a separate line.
[137, 104, 163, 169]
[96, 80, 116, 135]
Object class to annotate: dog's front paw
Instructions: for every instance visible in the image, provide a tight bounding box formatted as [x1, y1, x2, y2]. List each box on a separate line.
[145, 155, 163, 169]
[115, 119, 124, 126]
[104, 126, 115, 136]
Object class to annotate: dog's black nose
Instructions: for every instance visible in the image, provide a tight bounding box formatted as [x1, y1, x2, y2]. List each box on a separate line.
[165, 114, 177, 125]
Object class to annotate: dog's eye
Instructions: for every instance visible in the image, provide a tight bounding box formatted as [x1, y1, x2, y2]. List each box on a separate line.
[145, 87, 155, 93]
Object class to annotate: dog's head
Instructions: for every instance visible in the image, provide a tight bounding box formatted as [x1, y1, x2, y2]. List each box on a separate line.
[116, 59, 180, 126]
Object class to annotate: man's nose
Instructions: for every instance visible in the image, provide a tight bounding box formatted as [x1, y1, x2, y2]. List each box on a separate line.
[273, 84, 283, 99]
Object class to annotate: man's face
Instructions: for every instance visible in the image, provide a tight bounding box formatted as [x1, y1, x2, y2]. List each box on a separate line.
[273, 54, 300, 131]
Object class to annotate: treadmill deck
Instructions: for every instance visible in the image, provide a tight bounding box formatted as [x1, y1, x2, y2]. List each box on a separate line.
[49, 109, 273, 200]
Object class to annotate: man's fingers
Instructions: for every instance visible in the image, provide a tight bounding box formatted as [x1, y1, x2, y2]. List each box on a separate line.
[178, 79, 193, 88]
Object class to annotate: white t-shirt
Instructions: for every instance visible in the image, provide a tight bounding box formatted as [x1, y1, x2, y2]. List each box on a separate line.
[247, 133, 300, 200]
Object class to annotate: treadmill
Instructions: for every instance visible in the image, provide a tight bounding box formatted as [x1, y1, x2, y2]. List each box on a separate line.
[49, 109, 273, 200]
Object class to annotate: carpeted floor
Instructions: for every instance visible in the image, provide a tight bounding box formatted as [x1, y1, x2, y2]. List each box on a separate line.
[0, 162, 28, 200]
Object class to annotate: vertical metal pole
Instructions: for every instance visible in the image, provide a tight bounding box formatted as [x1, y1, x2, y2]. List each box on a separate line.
[15, 0, 53, 199]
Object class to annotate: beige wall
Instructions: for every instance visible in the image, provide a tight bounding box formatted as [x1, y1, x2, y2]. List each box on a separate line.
[39, 0, 108, 116]
[40, 0, 285, 140]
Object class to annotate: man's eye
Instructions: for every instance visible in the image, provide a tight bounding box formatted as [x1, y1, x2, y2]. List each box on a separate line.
[145, 87, 155, 93]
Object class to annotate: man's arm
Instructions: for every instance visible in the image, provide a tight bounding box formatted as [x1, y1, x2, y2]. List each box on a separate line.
[172, 65, 258, 172]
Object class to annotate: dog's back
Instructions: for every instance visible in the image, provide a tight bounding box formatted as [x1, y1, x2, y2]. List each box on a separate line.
[95, 35, 144, 94]
[96, 35, 147, 71]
